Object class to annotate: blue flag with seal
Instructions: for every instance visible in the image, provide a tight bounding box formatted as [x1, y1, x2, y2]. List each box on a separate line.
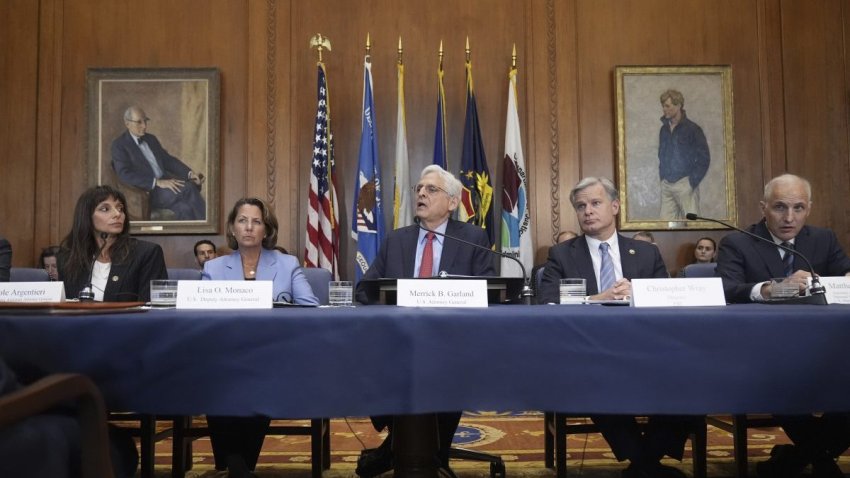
[458, 60, 494, 247]
[352, 55, 385, 281]
[433, 60, 447, 169]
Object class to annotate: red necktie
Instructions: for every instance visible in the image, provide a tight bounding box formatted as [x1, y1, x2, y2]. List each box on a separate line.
[418, 232, 435, 278]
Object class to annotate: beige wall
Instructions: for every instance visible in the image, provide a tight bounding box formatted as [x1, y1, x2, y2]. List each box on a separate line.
[2, 0, 849, 277]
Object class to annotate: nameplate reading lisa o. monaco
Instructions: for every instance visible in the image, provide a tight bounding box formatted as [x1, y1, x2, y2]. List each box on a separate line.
[0, 282, 66, 303]
[396, 279, 488, 308]
[630, 277, 726, 307]
[176, 280, 272, 309]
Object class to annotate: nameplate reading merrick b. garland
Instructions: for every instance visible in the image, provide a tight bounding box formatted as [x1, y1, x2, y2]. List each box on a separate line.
[396, 279, 488, 308]
[177, 280, 272, 309]
[0, 282, 65, 303]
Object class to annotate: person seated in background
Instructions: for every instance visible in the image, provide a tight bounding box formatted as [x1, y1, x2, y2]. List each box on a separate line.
[39, 246, 61, 281]
[57, 185, 167, 302]
[632, 231, 656, 244]
[557, 230, 578, 243]
[354, 165, 495, 478]
[716, 173, 850, 478]
[193, 239, 217, 270]
[691, 237, 716, 264]
[202, 197, 317, 478]
[539, 177, 690, 478]
[0, 236, 10, 282]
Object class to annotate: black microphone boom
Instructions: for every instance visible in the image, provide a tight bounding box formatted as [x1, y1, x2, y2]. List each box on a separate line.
[79, 232, 110, 302]
[414, 217, 534, 305]
[685, 213, 827, 305]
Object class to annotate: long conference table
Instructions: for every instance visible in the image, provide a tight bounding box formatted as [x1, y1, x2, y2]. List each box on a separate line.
[2, 303, 850, 474]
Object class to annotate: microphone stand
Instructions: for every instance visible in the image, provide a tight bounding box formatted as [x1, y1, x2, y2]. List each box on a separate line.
[415, 219, 534, 305]
[79, 232, 110, 302]
[686, 213, 827, 305]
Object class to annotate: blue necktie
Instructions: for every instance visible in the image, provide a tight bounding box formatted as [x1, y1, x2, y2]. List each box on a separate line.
[782, 242, 795, 277]
[599, 242, 616, 291]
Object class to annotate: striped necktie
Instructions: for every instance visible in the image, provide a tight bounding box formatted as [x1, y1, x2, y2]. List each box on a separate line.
[782, 242, 795, 277]
[599, 242, 616, 291]
[418, 232, 435, 278]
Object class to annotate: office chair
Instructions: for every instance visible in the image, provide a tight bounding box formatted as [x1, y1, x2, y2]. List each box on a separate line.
[167, 268, 203, 281]
[0, 373, 115, 478]
[172, 267, 333, 478]
[681, 262, 717, 278]
[9, 267, 49, 282]
[544, 414, 707, 478]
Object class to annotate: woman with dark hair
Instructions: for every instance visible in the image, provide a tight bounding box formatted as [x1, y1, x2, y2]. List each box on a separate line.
[58, 185, 167, 302]
[201, 197, 317, 477]
[692, 237, 717, 264]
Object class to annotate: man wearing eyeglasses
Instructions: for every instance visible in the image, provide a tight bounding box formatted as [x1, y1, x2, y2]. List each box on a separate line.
[111, 105, 206, 220]
[354, 164, 495, 477]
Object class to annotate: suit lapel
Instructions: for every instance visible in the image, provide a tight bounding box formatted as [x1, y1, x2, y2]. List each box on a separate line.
[618, 236, 640, 280]
[223, 252, 244, 280]
[752, 222, 786, 278]
[399, 226, 419, 278]
[438, 220, 461, 273]
[572, 237, 599, 295]
[255, 249, 277, 281]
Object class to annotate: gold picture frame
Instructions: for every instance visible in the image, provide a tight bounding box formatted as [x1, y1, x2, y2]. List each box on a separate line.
[86, 67, 220, 234]
[615, 65, 736, 230]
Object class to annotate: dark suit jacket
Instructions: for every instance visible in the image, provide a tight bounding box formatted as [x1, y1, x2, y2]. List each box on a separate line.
[58, 239, 168, 302]
[0, 237, 10, 282]
[355, 219, 496, 303]
[716, 220, 850, 303]
[538, 234, 668, 304]
[111, 131, 191, 191]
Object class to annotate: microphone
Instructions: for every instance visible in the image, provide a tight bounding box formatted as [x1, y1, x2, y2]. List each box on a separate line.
[414, 217, 534, 305]
[79, 232, 110, 302]
[685, 213, 827, 305]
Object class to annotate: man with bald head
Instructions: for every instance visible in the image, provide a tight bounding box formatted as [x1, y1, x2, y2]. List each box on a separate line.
[716, 173, 850, 477]
[111, 105, 206, 220]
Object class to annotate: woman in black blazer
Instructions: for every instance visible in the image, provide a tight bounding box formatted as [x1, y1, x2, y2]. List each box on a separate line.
[58, 185, 167, 302]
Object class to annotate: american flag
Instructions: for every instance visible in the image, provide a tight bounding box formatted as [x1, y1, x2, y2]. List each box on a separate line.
[305, 62, 340, 279]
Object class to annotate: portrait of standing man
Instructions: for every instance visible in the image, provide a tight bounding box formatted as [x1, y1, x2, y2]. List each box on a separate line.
[658, 89, 710, 220]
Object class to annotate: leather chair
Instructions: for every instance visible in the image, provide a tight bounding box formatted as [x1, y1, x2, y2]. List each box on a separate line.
[167, 268, 203, 281]
[0, 373, 114, 478]
[9, 267, 49, 282]
[544, 414, 707, 478]
[681, 262, 717, 278]
[171, 266, 333, 478]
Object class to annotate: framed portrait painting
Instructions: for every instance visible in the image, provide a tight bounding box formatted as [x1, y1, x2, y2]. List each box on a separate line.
[615, 65, 736, 230]
[86, 68, 220, 234]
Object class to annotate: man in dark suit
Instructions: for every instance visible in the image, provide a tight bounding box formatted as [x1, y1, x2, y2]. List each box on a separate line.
[539, 177, 688, 478]
[111, 106, 206, 220]
[354, 165, 495, 477]
[717, 173, 850, 478]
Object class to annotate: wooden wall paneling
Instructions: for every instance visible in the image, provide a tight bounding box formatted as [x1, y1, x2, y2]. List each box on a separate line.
[1, 0, 40, 266]
[757, 0, 788, 188]
[780, 0, 850, 248]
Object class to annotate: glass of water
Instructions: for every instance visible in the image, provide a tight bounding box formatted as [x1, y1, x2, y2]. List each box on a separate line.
[328, 281, 353, 306]
[559, 278, 586, 304]
[150, 279, 178, 306]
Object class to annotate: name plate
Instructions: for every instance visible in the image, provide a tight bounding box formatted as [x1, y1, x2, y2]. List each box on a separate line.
[0, 282, 65, 303]
[176, 280, 272, 309]
[396, 279, 488, 308]
[631, 278, 725, 307]
[817, 276, 850, 304]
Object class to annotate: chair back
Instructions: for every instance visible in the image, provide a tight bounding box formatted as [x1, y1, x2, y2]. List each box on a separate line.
[681, 263, 717, 278]
[167, 268, 202, 281]
[301, 267, 331, 305]
[9, 268, 49, 282]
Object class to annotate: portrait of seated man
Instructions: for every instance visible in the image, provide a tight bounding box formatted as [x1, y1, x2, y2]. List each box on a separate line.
[111, 105, 206, 221]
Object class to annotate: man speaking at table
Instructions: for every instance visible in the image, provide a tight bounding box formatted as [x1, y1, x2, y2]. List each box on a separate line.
[354, 164, 495, 477]
[539, 177, 690, 478]
[716, 173, 850, 477]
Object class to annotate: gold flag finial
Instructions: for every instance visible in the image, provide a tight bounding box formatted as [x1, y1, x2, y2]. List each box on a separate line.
[465, 36, 471, 62]
[366, 32, 371, 55]
[309, 33, 332, 62]
[398, 36, 403, 65]
[438, 40, 444, 69]
[512, 43, 517, 69]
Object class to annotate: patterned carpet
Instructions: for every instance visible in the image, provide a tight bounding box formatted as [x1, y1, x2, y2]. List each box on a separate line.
[138, 412, 850, 477]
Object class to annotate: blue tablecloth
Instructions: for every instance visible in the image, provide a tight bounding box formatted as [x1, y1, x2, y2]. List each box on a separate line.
[1, 304, 849, 418]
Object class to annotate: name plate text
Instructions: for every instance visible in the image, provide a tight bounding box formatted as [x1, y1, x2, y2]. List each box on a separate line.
[397, 279, 488, 307]
[177, 280, 272, 309]
[0, 282, 65, 303]
[631, 277, 725, 307]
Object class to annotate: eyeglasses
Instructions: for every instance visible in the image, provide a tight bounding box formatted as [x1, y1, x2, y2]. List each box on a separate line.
[126, 118, 150, 125]
[413, 184, 448, 196]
